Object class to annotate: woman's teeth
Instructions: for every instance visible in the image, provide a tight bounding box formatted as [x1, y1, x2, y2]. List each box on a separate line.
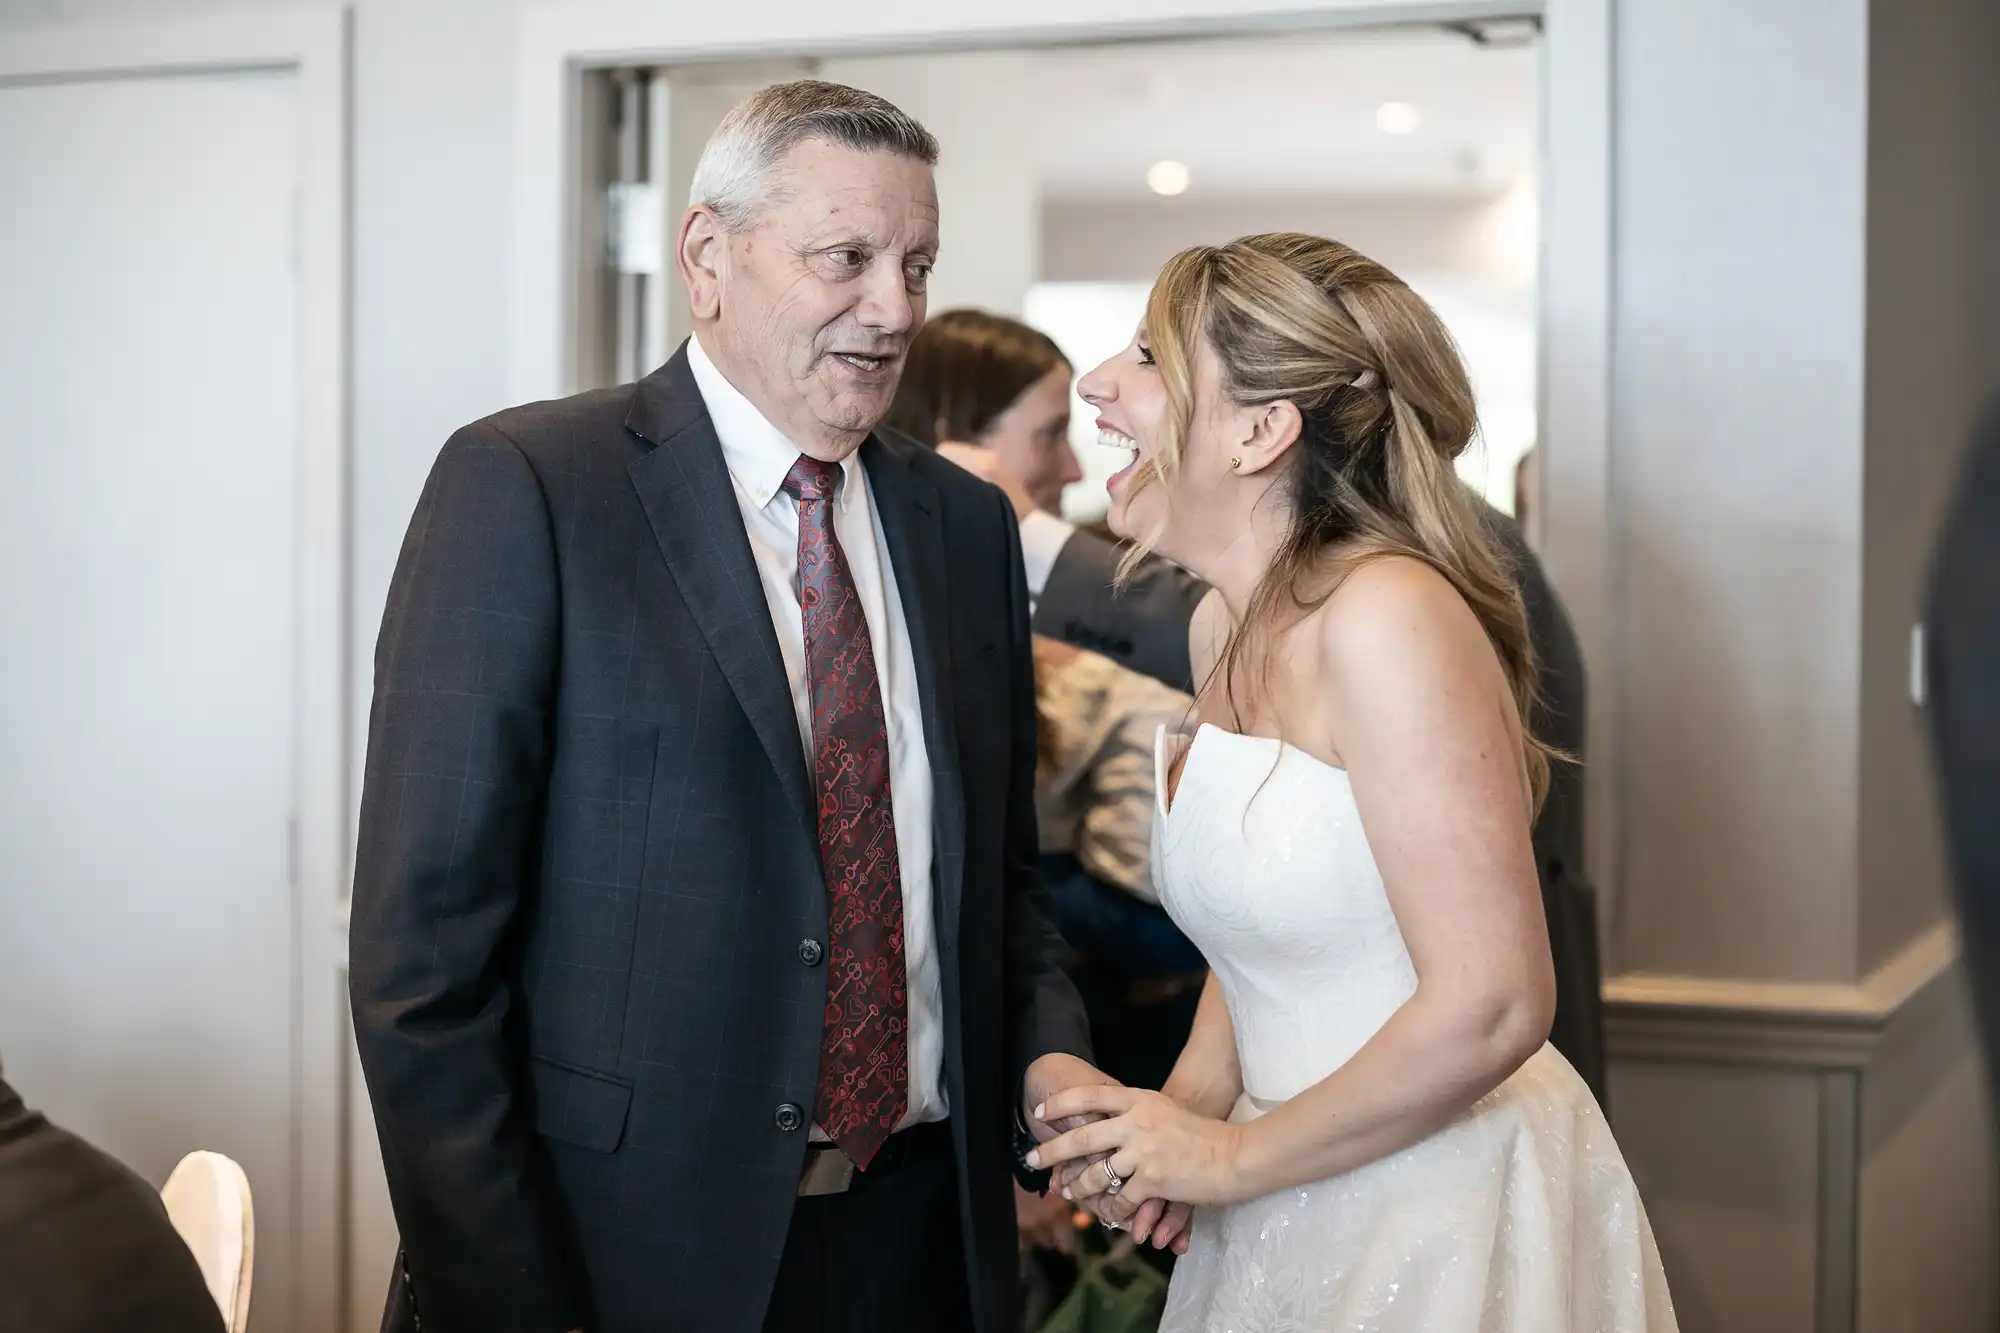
[1098, 427, 1139, 455]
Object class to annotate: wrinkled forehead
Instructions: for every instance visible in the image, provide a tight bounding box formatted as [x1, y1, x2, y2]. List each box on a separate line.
[764, 138, 939, 249]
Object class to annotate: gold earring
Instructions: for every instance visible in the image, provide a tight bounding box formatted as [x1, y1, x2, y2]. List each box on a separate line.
[1230, 456, 1243, 470]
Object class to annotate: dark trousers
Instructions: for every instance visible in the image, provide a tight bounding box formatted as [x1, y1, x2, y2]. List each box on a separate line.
[759, 1121, 974, 1333]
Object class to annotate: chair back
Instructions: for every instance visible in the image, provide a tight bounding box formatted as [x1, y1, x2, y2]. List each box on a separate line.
[161, 1149, 254, 1333]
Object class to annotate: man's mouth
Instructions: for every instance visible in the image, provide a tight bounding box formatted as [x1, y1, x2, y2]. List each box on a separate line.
[830, 351, 896, 374]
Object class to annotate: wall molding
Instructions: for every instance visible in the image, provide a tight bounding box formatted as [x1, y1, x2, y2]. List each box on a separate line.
[1607, 921, 1963, 1333]
[1604, 921, 1961, 1069]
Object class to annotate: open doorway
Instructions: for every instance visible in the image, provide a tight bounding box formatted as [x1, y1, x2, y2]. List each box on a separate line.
[570, 21, 1541, 528]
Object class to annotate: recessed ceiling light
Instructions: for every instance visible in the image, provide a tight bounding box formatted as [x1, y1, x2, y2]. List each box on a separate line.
[1147, 160, 1191, 196]
[1376, 102, 1422, 135]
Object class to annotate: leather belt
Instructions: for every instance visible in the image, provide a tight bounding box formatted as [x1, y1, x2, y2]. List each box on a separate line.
[797, 1120, 950, 1197]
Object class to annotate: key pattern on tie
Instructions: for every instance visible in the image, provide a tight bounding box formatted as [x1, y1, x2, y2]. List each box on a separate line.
[783, 455, 908, 1170]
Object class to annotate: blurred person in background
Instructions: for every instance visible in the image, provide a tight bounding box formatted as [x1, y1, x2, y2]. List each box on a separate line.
[1512, 445, 1540, 549]
[1486, 497, 1606, 1107]
[1928, 393, 2000, 1109]
[0, 1056, 224, 1333]
[887, 312, 1210, 1279]
[885, 309, 1208, 690]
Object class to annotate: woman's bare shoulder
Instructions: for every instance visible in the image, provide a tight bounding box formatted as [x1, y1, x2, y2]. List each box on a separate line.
[1313, 555, 1499, 700]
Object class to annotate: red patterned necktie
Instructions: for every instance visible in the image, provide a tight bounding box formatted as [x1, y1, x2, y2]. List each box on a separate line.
[782, 455, 908, 1170]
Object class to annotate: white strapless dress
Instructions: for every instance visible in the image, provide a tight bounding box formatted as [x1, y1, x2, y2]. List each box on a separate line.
[1152, 725, 1676, 1333]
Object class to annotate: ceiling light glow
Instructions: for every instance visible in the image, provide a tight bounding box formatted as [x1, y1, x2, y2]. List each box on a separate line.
[1376, 102, 1422, 135]
[1147, 160, 1191, 196]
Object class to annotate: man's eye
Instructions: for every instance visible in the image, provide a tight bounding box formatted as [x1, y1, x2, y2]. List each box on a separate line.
[906, 264, 933, 289]
[828, 248, 865, 268]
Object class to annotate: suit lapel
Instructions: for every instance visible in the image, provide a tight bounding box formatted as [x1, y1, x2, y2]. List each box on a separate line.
[863, 435, 967, 950]
[625, 348, 818, 847]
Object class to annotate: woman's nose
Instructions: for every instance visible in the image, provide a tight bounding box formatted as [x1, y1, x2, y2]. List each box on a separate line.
[1077, 359, 1117, 405]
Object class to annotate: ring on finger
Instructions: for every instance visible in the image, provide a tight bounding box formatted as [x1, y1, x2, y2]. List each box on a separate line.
[1100, 1159, 1127, 1196]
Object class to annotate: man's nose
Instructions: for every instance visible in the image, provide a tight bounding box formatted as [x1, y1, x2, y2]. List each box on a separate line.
[856, 260, 917, 335]
[1058, 442, 1084, 487]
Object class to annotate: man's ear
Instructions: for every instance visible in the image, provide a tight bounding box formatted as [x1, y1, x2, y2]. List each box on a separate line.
[677, 206, 725, 321]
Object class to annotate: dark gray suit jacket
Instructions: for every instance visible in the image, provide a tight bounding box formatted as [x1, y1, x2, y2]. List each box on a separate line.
[1928, 393, 2000, 1109]
[1491, 511, 1606, 1106]
[349, 347, 1090, 1333]
[0, 1076, 223, 1333]
[1034, 525, 1208, 692]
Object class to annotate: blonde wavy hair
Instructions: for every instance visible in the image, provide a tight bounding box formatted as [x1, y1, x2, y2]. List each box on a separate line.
[1123, 232, 1551, 810]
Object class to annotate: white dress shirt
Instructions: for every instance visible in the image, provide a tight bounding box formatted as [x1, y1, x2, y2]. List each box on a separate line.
[1017, 508, 1076, 611]
[687, 334, 947, 1134]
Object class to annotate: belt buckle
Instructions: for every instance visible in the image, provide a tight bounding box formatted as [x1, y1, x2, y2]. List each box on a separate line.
[798, 1144, 856, 1197]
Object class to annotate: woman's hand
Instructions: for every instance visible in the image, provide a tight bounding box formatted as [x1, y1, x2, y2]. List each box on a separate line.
[1026, 1085, 1249, 1228]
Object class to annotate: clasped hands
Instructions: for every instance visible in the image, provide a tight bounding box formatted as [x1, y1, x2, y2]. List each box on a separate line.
[1024, 1056, 1246, 1254]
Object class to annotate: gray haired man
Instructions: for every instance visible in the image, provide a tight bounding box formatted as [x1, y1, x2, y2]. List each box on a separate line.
[350, 81, 1105, 1333]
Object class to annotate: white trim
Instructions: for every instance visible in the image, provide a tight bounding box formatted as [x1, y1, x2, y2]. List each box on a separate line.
[1604, 922, 1962, 1069]
[3, 14, 352, 1333]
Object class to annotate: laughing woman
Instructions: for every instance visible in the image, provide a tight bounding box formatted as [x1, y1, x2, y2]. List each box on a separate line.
[1028, 234, 1677, 1333]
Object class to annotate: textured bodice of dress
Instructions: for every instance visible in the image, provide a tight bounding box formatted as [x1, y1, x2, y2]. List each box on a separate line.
[1152, 723, 1415, 1104]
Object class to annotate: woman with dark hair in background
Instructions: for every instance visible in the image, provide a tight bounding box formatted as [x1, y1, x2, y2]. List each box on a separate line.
[886, 309, 1210, 692]
[888, 311, 1210, 1287]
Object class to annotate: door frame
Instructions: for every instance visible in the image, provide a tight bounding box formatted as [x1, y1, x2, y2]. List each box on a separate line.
[0, 11, 351, 1333]
[510, 0, 1620, 918]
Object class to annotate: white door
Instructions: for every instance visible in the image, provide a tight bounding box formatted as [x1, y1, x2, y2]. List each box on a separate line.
[0, 68, 304, 1331]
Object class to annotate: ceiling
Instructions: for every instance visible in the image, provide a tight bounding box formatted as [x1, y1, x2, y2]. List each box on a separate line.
[823, 25, 1539, 203]
[1033, 27, 1537, 200]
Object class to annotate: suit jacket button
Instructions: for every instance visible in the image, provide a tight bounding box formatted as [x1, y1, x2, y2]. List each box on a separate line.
[775, 1103, 805, 1133]
[799, 938, 824, 966]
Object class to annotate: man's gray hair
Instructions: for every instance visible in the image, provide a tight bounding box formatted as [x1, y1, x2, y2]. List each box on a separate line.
[688, 80, 939, 232]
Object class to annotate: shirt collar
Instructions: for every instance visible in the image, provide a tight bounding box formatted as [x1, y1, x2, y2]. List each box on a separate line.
[687, 333, 860, 512]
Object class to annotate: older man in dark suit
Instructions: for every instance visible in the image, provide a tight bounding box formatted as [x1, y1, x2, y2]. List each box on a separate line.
[349, 82, 1103, 1333]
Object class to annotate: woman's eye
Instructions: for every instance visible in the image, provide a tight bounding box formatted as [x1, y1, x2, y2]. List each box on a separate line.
[1137, 343, 1156, 367]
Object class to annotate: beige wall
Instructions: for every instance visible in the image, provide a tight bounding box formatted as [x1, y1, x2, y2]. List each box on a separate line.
[1856, 975, 1996, 1333]
[1613, 1060, 1824, 1332]
[1610, 0, 1870, 984]
[1601, 0, 1995, 1328]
